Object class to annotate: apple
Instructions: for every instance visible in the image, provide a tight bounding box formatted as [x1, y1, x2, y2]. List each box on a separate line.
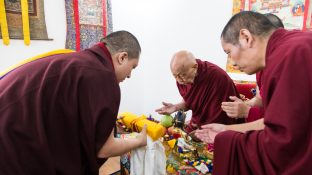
[160, 114, 174, 127]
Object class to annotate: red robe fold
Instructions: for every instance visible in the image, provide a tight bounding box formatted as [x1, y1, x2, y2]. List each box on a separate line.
[0, 44, 120, 175]
[177, 59, 244, 132]
[213, 29, 312, 174]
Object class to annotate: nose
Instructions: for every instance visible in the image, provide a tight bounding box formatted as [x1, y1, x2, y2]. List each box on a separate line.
[127, 72, 132, 79]
[175, 76, 182, 82]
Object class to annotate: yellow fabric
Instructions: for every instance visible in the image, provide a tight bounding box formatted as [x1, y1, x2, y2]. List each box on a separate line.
[167, 139, 177, 149]
[0, 49, 74, 77]
[119, 112, 166, 141]
[0, 0, 9, 45]
[21, 0, 30, 45]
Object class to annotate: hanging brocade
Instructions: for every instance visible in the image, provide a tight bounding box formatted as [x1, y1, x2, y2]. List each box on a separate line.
[65, 0, 113, 51]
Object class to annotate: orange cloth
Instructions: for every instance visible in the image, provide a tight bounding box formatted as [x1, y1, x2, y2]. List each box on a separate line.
[119, 112, 166, 141]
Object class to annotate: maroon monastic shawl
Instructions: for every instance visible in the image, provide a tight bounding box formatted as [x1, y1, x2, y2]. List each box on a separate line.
[177, 59, 244, 132]
[0, 44, 120, 175]
[213, 29, 312, 175]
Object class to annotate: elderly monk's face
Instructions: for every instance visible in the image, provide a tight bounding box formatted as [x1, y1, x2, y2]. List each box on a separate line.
[221, 36, 264, 75]
[172, 64, 197, 85]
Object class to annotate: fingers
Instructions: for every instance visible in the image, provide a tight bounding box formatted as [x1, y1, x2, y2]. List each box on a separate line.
[155, 106, 167, 114]
[200, 124, 214, 129]
[221, 101, 233, 107]
[155, 108, 163, 113]
[155, 109, 168, 115]
[229, 96, 239, 101]
[141, 124, 147, 130]
[221, 104, 232, 111]
[139, 125, 147, 136]
[194, 132, 214, 144]
[117, 115, 124, 120]
[226, 112, 239, 118]
[162, 101, 171, 106]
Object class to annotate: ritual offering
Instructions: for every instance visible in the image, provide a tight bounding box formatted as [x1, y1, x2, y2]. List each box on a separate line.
[118, 111, 214, 174]
[164, 127, 214, 174]
[173, 110, 187, 129]
[160, 114, 174, 127]
[118, 112, 166, 141]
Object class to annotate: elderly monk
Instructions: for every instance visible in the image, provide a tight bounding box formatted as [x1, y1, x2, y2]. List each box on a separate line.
[221, 13, 284, 122]
[195, 11, 312, 174]
[0, 31, 147, 175]
[155, 50, 244, 133]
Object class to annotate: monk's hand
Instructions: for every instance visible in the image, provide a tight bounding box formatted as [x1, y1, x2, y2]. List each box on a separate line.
[137, 125, 147, 147]
[155, 101, 176, 115]
[221, 96, 251, 119]
[194, 123, 226, 144]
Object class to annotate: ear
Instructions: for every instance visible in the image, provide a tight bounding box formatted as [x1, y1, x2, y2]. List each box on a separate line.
[117, 52, 128, 65]
[238, 29, 253, 48]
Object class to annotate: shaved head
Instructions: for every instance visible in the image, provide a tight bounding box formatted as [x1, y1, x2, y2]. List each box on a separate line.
[170, 50, 198, 84]
[171, 50, 196, 72]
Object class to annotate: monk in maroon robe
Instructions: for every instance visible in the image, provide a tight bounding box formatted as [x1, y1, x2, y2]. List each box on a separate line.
[156, 50, 244, 133]
[221, 13, 284, 123]
[195, 11, 312, 174]
[0, 31, 147, 175]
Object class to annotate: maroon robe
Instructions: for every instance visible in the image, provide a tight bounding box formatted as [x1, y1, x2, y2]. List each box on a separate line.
[213, 29, 312, 174]
[0, 44, 120, 175]
[177, 59, 244, 133]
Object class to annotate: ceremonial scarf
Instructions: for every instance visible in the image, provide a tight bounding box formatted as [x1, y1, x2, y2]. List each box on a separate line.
[0, 49, 74, 79]
[0, 0, 9, 45]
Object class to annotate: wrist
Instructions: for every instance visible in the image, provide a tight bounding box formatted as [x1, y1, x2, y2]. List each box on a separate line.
[244, 101, 253, 107]
[174, 104, 180, 111]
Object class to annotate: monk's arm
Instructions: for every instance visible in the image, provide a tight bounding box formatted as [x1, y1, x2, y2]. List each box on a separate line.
[174, 100, 187, 111]
[97, 127, 147, 158]
[225, 118, 264, 133]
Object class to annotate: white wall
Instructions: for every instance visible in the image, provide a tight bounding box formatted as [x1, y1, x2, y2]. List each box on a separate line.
[0, 0, 255, 120]
[112, 0, 255, 119]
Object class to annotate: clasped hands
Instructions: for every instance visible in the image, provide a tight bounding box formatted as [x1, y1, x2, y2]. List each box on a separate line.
[221, 96, 251, 119]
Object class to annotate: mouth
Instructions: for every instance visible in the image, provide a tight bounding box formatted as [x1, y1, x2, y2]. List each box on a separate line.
[238, 67, 245, 72]
[178, 81, 185, 85]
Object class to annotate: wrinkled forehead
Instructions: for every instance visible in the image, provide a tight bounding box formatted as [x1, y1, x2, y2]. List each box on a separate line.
[171, 62, 187, 74]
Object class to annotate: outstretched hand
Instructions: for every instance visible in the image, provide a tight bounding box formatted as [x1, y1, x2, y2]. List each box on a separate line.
[155, 102, 177, 115]
[221, 96, 251, 118]
[194, 123, 226, 144]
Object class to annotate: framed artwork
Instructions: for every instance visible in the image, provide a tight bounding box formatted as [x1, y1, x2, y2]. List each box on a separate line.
[227, 0, 311, 73]
[249, 0, 309, 30]
[0, 0, 49, 40]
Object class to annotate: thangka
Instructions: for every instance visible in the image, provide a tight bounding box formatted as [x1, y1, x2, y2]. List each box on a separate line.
[248, 0, 310, 30]
[65, 0, 113, 51]
[0, 0, 49, 44]
[232, 0, 246, 15]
